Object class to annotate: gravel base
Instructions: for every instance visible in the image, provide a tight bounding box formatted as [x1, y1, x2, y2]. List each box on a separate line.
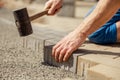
[0, 39, 82, 80]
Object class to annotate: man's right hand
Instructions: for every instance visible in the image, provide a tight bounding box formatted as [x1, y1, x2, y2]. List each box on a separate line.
[0, 1, 4, 8]
[44, 0, 63, 15]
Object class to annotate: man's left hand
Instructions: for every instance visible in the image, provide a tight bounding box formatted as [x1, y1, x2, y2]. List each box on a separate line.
[52, 31, 87, 62]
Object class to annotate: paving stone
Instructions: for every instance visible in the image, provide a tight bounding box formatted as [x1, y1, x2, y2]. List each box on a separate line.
[44, 38, 61, 66]
[58, 0, 75, 17]
[44, 38, 85, 73]
[77, 53, 120, 79]
[87, 64, 120, 80]
[0, 8, 14, 21]
[77, 54, 99, 77]
[78, 54, 120, 69]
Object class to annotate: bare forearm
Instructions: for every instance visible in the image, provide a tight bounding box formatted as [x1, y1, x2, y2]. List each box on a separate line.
[75, 0, 120, 36]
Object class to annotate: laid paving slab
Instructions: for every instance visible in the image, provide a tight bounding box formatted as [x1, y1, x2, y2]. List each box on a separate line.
[87, 64, 120, 80]
[58, 0, 75, 17]
[76, 43, 120, 80]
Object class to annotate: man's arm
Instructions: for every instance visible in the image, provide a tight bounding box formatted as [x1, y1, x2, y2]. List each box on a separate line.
[45, 0, 120, 62]
[75, 0, 120, 36]
[0, 1, 4, 7]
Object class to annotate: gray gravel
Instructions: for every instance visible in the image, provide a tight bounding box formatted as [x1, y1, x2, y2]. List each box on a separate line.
[0, 45, 82, 80]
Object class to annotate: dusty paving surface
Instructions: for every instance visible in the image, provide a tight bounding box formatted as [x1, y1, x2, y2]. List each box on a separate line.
[0, 8, 83, 80]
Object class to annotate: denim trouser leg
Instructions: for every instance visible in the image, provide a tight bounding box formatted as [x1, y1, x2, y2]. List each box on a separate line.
[86, 6, 120, 44]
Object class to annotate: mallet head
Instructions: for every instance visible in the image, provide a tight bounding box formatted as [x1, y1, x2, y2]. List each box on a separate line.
[13, 8, 33, 36]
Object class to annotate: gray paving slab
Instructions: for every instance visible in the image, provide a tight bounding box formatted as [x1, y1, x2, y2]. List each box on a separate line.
[58, 0, 75, 17]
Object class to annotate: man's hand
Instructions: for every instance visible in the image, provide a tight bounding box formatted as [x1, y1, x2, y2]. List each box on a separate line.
[0, 1, 4, 8]
[52, 31, 87, 62]
[44, 0, 63, 15]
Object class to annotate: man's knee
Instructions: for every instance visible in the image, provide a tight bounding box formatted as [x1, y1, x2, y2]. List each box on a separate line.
[88, 33, 107, 44]
[88, 24, 117, 44]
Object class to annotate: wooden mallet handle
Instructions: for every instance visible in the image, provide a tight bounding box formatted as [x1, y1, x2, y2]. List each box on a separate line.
[30, 9, 48, 21]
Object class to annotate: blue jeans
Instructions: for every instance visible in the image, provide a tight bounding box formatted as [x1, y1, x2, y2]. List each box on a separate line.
[86, 6, 120, 44]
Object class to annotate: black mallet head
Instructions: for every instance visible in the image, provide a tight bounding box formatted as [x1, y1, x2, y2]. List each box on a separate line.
[13, 8, 48, 37]
[13, 8, 33, 36]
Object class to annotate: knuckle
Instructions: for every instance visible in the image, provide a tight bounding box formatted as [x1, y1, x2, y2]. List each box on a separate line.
[64, 58, 67, 62]
[45, 1, 50, 5]
[53, 0, 60, 6]
[60, 53, 63, 57]
[69, 47, 73, 51]
[60, 49, 66, 54]
[55, 49, 60, 53]
[60, 51, 64, 55]
[52, 46, 56, 50]
[69, 42, 74, 46]
[59, 55, 63, 60]
[65, 46, 68, 49]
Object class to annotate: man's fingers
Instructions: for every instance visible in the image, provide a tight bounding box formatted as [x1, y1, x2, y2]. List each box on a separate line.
[52, 42, 62, 57]
[63, 48, 73, 62]
[44, 1, 52, 10]
[52, 40, 64, 57]
[48, 4, 57, 15]
[54, 47, 63, 62]
[54, 8, 61, 14]
[58, 48, 67, 62]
